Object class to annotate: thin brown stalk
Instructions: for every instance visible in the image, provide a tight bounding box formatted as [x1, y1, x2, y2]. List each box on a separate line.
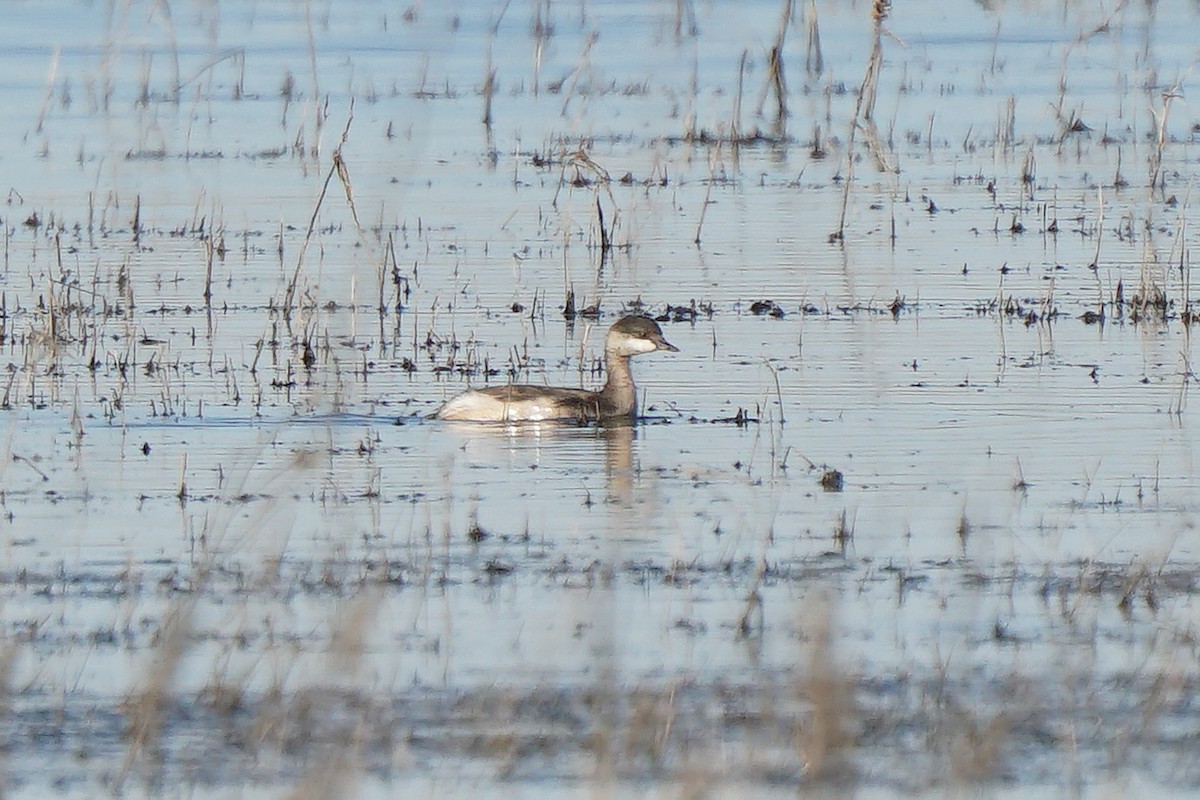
[35, 46, 60, 134]
[151, 0, 182, 102]
[694, 142, 720, 245]
[756, 0, 794, 139]
[804, 0, 823, 77]
[832, 0, 891, 241]
[731, 50, 748, 144]
[282, 104, 355, 320]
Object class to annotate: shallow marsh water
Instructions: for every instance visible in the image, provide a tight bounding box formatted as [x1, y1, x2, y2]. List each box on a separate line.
[3, 0, 1200, 796]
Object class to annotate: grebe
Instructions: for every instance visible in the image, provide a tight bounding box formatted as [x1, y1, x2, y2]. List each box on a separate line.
[434, 316, 678, 423]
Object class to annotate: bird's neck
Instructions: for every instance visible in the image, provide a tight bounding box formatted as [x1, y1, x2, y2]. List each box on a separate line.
[600, 349, 637, 416]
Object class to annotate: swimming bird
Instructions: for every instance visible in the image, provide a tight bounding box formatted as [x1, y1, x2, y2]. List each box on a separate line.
[434, 315, 678, 423]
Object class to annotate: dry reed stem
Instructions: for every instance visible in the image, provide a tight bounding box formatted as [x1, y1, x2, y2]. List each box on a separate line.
[34, 46, 60, 134]
[203, 231, 216, 306]
[1148, 81, 1183, 196]
[762, 358, 786, 425]
[673, 0, 697, 42]
[694, 142, 720, 245]
[804, 0, 823, 77]
[303, 0, 322, 145]
[795, 595, 856, 782]
[595, 195, 611, 255]
[481, 59, 496, 127]
[731, 50, 747, 145]
[832, 0, 892, 241]
[530, 0, 553, 95]
[282, 103, 355, 321]
[753, 0, 793, 138]
[479, 1, 515, 130]
[737, 563, 766, 639]
[767, 0, 792, 137]
[558, 30, 598, 117]
[116, 595, 198, 790]
[150, 0, 182, 102]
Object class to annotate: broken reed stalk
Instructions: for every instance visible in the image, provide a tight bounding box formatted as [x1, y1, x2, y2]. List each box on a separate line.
[767, 0, 792, 138]
[304, 0, 322, 145]
[177, 450, 187, 501]
[857, 4, 892, 171]
[152, 0, 183, 102]
[753, 0, 793, 138]
[1052, 46, 1075, 154]
[282, 104, 355, 321]
[1149, 82, 1182, 199]
[331, 111, 371, 257]
[555, 147, 618, 271]
[531, 0, 548, 95]
[483, 3, 511, 127]
[116, 596, 197, 791]
[203, 233, 215, 306]
[1053, 9, 1119, 151]
[832, 0, 890, 241]
[483, 3, 512, 128]
[1090, 185, 1103, 269]
[763, 358, 787, 425]
[673, 0, 697, 42]
[804, 0, 823, 77]
[596, 196, 612, 255]
[694, 142, 719, 245]
[794, 596, 856, 780]
[380, 232, 397, 320]
[482, 57, 496, 127]
[999, 95, 1016, 156]
[1168, 186, 1192, 321]
[737, 564, 765, 638]
[559, 30, 598, 117]
[731, 49, 748, 145]
[35, 45, 60, 134]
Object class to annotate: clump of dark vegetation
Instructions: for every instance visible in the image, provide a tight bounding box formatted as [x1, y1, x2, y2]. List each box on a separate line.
[819, 467, 844, 492]
[750, 299, 786, 317]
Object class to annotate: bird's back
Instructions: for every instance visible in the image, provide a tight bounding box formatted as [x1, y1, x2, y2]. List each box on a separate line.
[434, 383, 604, 422]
